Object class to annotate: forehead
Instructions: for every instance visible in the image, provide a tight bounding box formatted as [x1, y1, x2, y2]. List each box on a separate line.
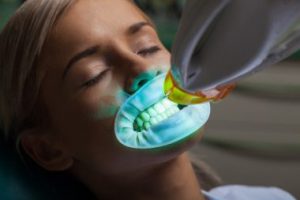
[52, 0, 145, 40]
[41, 0, 146, 69]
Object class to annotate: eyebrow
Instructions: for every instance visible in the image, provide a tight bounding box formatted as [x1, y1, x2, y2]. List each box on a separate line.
[62, 21, 153, 80]
[127, 21, 153, 35]
[62, 45, 99, 80]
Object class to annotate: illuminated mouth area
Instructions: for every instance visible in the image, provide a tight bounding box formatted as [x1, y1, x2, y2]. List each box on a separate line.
[114, 73, 210, 150]
[133, 97, 185, 132]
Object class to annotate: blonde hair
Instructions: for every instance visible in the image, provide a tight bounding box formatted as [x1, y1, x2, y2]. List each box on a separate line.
[0, 0, 75, 140]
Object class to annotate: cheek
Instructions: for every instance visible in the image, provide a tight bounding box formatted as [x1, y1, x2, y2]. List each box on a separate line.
[92, 96, 119, 119]
[64, 118, 140, 174]
[150, 52, 171, 73]
[92, 89, 128, 120]
[54, 89, 125, 151]
[69, 78, 124, 121]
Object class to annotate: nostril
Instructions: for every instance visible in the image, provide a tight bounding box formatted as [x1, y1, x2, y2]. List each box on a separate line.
[130, 77, 150, 94]
[156, 70, 162, 76]
[127, 71, 160, 94]
[137, 79, 148, 88]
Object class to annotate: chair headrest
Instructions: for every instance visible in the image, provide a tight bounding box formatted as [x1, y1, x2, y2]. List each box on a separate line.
[0, 132, 94, 200]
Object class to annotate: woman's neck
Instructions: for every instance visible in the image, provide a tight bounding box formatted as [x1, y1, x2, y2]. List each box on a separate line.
[133, 153, 205, 200]
[77, 153, 205, 200]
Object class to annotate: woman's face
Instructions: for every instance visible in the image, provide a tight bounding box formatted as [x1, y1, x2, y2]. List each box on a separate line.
[35, 0, 204, 176]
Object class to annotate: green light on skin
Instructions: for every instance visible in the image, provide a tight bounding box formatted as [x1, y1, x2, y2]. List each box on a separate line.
[92, 70, 161, 120]
[93, 90, 130, 120]
[94, 104, 119, 119]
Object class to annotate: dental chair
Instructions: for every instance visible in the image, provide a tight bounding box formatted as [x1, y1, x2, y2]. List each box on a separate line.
[0, 129, 94, 200]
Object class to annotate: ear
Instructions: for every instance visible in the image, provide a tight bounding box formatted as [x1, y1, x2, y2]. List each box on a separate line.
[20, 129, 74, 172]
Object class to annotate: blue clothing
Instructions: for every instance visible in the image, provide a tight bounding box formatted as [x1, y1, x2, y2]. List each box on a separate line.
[204, 185, 297, 200]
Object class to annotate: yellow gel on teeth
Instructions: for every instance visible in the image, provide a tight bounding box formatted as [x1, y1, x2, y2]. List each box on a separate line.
[164, 70, 236, 105]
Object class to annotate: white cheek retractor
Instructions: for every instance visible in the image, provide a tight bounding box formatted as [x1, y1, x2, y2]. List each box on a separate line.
[114, 73, 210, 150]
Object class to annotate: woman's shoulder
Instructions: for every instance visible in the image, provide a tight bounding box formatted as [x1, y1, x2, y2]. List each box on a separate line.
[203, 185, 297, 200]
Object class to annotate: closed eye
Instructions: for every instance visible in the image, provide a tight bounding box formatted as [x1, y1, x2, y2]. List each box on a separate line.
[80, 46, 161, 89]
[137, 46, 161, 57]
[81, 69, 110, 88]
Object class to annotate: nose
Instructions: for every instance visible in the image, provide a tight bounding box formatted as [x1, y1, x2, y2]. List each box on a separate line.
[108, 43, 163, 94]
[106, 40, 164, 95]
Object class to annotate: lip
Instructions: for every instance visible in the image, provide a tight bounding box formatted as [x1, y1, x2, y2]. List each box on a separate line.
[114, 73, 210, 149]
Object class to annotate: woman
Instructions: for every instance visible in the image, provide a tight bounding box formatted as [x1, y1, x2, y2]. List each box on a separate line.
[0, 0, 296, 200]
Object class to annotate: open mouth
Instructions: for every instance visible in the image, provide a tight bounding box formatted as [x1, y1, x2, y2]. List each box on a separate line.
[114, 73, 210, 150]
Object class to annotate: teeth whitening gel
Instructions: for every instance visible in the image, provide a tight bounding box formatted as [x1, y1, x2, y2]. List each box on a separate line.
[165, 0, 300, 105]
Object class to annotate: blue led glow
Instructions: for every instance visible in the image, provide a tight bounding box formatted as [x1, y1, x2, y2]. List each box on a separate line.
[114, 73, 210, 149]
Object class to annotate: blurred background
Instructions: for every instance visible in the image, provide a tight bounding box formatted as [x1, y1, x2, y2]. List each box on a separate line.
[1, 0, 300, 199]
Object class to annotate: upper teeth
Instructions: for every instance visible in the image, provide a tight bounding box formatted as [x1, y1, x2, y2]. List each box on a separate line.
[133, 97, 180, 132]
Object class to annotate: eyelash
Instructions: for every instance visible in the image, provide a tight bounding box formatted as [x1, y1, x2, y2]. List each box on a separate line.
[82, 69, 110, 88]
[82, 46, 161, 88]
[137, 46, 161, 57]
